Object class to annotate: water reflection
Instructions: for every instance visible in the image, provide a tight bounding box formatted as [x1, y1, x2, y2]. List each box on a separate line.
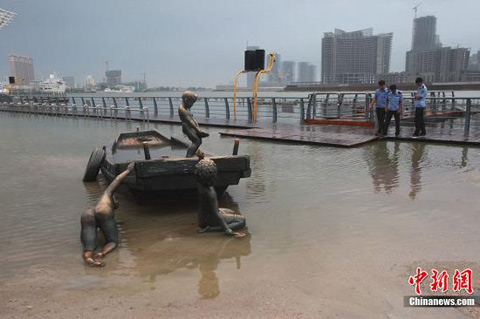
[409, 143, 427, 200]
[244, 141, 267, 203]
[365, 141, 400, 194]
[108, 188, 251, 300]
[123, 227, 251, 300]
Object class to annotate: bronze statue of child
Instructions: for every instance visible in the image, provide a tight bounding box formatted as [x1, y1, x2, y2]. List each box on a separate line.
[194, 152, 246, 238]
[80, 162, 135, 267]
[178, 91, 209, 157]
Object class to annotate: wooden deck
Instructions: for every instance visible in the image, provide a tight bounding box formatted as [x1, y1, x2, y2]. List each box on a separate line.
[220, 125, 380, 148]
[220, 122, 480, 148]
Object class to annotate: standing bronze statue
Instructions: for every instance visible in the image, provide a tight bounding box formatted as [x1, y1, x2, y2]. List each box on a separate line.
[178, 91, 209, 157]
[80, 162, 135, 267]
[194, 152, 246, 237]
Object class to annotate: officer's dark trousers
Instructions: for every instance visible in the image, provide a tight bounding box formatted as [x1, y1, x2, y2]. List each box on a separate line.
[414, 108, 426, 135]
[376, 108, 386, 134]
[384, 110, 400, 136]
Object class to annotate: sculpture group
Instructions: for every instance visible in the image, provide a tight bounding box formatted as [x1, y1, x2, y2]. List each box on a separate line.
[80, 91, 247, 266]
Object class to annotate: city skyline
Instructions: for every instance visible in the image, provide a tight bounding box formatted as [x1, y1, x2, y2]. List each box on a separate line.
[1, 0, 479, 87]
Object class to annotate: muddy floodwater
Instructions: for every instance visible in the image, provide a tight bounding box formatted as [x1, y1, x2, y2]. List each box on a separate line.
[1, 112, 480, 318]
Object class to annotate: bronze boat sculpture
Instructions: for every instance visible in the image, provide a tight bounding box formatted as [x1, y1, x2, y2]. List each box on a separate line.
[83, 129, 251, 198]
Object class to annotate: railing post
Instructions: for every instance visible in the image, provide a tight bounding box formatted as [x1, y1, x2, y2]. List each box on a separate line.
[102, 97, 107, 115]
[125, 106, 131, 121]
[272, 98, 277, 123]
[55, 98, 60, 115]
[337, 93, 344, 118]
[352, 94, 358, 117]
[112, 97, 118, 108]
[224, 98, 230, 120]
[168, 97, 174, 117]
[204, 98, 210, 118]
[365, 94, 370, 120]
[306, 94, 313, 120]
[125, 97, 130, 107]
[152, 97, 158, 116]
[247, 98, 253, 122]
[300, 98, 305, 122]
[464, 98, 471, 136]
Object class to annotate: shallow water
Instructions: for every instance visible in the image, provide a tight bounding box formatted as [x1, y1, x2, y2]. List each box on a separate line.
[1, 112, 480, 318]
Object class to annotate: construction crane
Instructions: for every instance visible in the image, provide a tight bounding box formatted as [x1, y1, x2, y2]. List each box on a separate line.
[413, 2, 422, 18]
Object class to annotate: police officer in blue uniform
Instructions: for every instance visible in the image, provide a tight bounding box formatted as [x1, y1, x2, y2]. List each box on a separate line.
[413, 77, 427, 137]
[369, 80, 388, 136]
[383, 85, 403, 137]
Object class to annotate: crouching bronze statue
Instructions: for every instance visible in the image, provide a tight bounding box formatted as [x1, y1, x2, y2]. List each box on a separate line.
[195, 152, 246, 238]
[80, 162, 135, 267]
[178, 91, 210, 157]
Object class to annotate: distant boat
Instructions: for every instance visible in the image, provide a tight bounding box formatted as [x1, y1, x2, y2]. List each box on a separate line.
[38, 74, 66, 94]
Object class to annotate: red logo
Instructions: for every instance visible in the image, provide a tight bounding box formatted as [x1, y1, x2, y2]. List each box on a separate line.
[408, 267, 474, 295]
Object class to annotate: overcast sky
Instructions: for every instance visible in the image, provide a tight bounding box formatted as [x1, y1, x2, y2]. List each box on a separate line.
[1, 0, 479, 87]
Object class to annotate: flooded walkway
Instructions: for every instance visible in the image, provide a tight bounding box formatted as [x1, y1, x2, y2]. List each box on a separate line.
[3, 102, 480, 147]
[1, 112, 480, 318]
[221, 121, 480, 148]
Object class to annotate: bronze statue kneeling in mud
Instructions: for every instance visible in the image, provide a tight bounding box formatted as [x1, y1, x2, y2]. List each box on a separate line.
[178, 91, 209, 157]
[195, 152, 246, 238]
[80, 162, 135, 267]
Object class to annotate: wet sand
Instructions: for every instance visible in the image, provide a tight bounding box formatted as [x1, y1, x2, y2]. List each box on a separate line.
[1, 113, 480, 318]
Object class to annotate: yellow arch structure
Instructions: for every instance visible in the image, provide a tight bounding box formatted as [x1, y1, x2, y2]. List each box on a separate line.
[252, 53, 275, 123]
[233, 53, 276, 124]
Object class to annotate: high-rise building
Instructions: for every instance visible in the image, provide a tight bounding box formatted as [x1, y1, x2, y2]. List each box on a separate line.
[297, 62, 317, 82]
[86, 75, 95, 89]
[267, 54, 282, 85]
[411, 16, 440, 52]
[281, 61, 295, 85]
[468, 51, 480, 71]
[9, 55, 35, 85]
[406, 15, 469, 83]
[0, 8, 16, 29]
[321, 28, 392, 84]
[106, 70, 122, 87]
[437, 47, 470, 82]
[63, 76, 75, 89]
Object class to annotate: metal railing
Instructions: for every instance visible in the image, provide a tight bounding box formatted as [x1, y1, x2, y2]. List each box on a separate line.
[306, 92, 480, 135]
[3, 95, 309, 125]
[1, 93, 479, 135]
[0, 101, 150, 123]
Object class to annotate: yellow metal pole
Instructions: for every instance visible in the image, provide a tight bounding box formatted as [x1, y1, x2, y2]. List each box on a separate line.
[233, 70, 246, 121]
[252, 53, 275, 123]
